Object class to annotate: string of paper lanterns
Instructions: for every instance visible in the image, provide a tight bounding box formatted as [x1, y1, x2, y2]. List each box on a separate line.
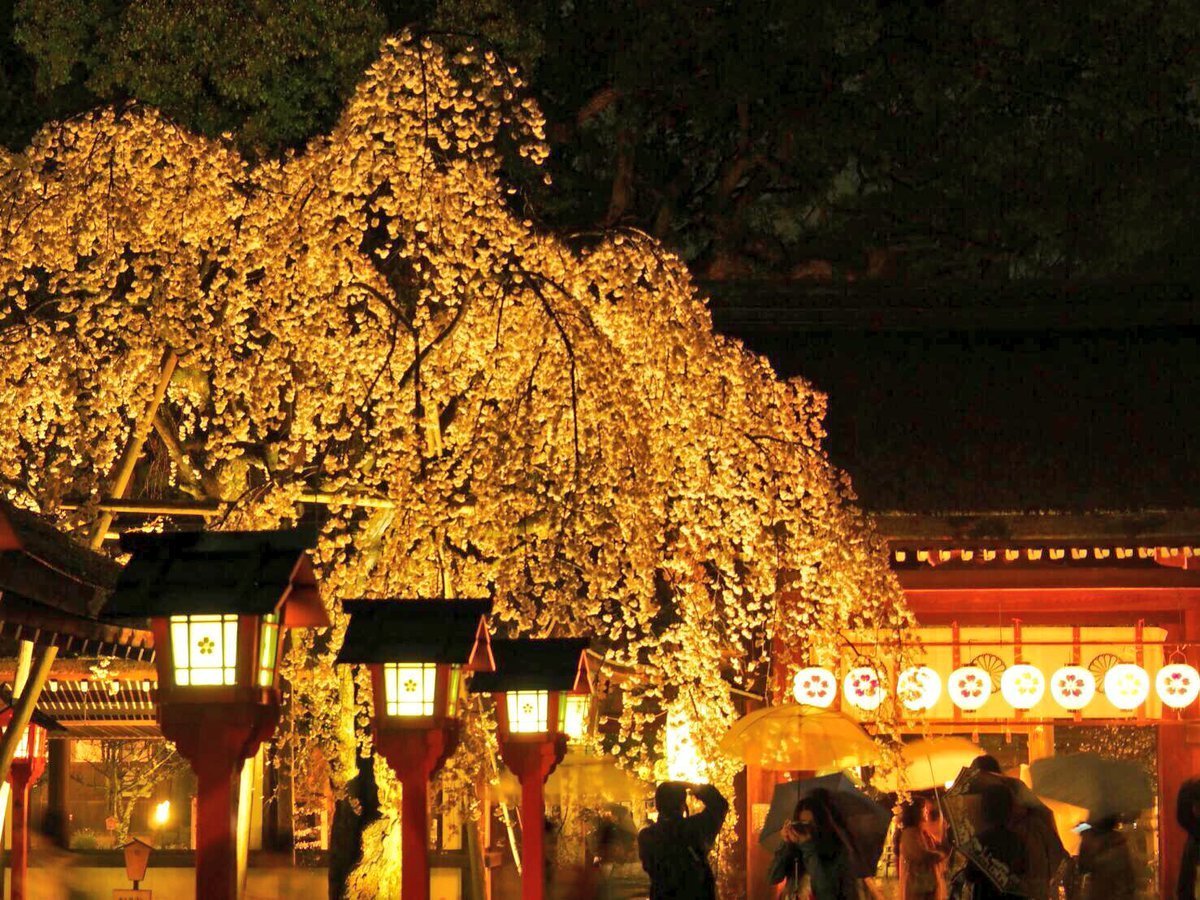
[790, 661, 1200, 712]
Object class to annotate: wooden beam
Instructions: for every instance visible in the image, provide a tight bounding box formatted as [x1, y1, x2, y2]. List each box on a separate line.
[88, 349, 179, 548]
[898, 566, 1200, 592]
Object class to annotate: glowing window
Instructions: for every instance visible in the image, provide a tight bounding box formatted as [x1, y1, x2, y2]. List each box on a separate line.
[563, 694, 590, 742]
[258, 613, 280, 688]
[384, 663, 437, 716]
[506, 690, 549, 733]
[170, 615, 239, 686]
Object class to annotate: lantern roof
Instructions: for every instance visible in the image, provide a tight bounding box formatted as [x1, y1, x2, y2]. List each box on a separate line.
[469, 638, 592, 694]
[100, 528, 326, 626]
[336, 599, 493, 668]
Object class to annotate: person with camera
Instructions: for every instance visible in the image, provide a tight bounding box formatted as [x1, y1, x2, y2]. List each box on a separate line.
[768, 790, 858, 900]
[637, 781, 729, 899]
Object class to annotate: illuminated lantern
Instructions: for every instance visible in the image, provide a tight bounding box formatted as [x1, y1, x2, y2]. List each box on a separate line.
[1157, 663, 1200, 710]
[1050, 666, 1096, 711]
[102, 529, 327, 900]
[948, 666, 992, 712]
[843, 667, 885, 712]
[897, 666, 942, 712]
[793, 667, 837, 708]
[336, 598, 494, 900]
[1000, 664, 1045, 710]
[471, 638, 593, 900]
[1104, 663, 1150, 711]
[0, 707, 55, 900]
[562, 694, 592, 742]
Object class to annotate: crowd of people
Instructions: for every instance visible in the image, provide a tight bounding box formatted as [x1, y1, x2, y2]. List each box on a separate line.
[624, 754, 1172, 900]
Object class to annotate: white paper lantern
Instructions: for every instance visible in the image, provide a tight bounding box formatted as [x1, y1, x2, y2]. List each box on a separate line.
[793, 667, 837, 708]
[1050, 666, 1096, 711]
[843, 667, 885, 712]
[1104, 663, 1150, 711]
[948, 666, 992, 711]
[1000, 664, 1045, 710]
[897, 666, 942, 712]
[1157, 663, 1200, 710]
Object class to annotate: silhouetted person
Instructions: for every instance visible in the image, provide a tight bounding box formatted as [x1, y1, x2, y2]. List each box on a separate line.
[1077, 817, 1135, 900]
[638, 781, 728, 899]
[962, 783, 1025, 900]
[970, 754, 1003, 775]
[1178, 778, 1200, 899]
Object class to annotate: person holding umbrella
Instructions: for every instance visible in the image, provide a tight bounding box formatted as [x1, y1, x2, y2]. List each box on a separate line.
[1076, 816, 1135, 900]
[898, 797, 949, 900]
[959, 784, 1027, 900]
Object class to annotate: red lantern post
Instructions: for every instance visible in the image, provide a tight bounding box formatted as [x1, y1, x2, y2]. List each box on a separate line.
[0, 708, 50, 900]
[335, 599, 494, 900]
[470, 638, 592, 900]
[101, 529, 327, 900]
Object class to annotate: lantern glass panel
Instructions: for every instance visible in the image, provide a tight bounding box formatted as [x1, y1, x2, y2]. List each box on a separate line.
[4, 723, 29, 760]
[383, 663, 437, 716]
[506, 690, 549, 733]
[170, 615, 238, 686]
[447, 667, 461, 717]
[258, 612, 280, 688]
[563, 694, 589, 741]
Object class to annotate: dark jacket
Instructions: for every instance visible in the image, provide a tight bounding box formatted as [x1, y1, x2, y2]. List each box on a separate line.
[638, 784, 729, 899]
[963, 826, 1026, 900]
[769, 834, 856, 899]
[1078, 828, 1135, 900]
[1178, 779, 1200, 900]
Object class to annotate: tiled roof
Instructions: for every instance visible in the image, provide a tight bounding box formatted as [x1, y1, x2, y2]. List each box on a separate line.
[0, 499, 120, 615]
[469, 638, 591, 693]
[102, 528, 317, 619]
[336, 598, 493, 665]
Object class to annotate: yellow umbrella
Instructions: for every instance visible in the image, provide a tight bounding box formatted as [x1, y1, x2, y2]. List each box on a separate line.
[719, 704, 881, 772]
[496, 751, 650, 804]
[871, 736, 983, 792]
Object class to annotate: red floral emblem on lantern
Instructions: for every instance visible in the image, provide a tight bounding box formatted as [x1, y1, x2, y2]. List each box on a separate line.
[792, 667, 837, 708]
[1050, 666, 1095, 711]
[842, 666, 884, 711]
[1157, 663, 1200, 710]
[948, 666, 991, 711]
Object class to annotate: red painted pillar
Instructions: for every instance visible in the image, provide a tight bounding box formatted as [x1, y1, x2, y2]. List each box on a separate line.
[193, 752, 238, 900]
[1160, 612, 1200, 897]
[500, 737, 566, 900]
[159, 702, 280, 900]
[376, 727, 457, 900]
[10, 767, 31, 900]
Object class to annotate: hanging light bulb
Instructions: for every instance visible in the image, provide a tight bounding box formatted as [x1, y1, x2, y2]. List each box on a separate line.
[1050, 666, 1096, 711]
[948, 666, 992, 712]
[897, 666, 941, 712]
[842, 667, 884, 711]
[1104, 663, 1150, 711]
[792, 667, 837, 708]
[1157, 663, 1200, 710]
[1000, 664, 1045, 710]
